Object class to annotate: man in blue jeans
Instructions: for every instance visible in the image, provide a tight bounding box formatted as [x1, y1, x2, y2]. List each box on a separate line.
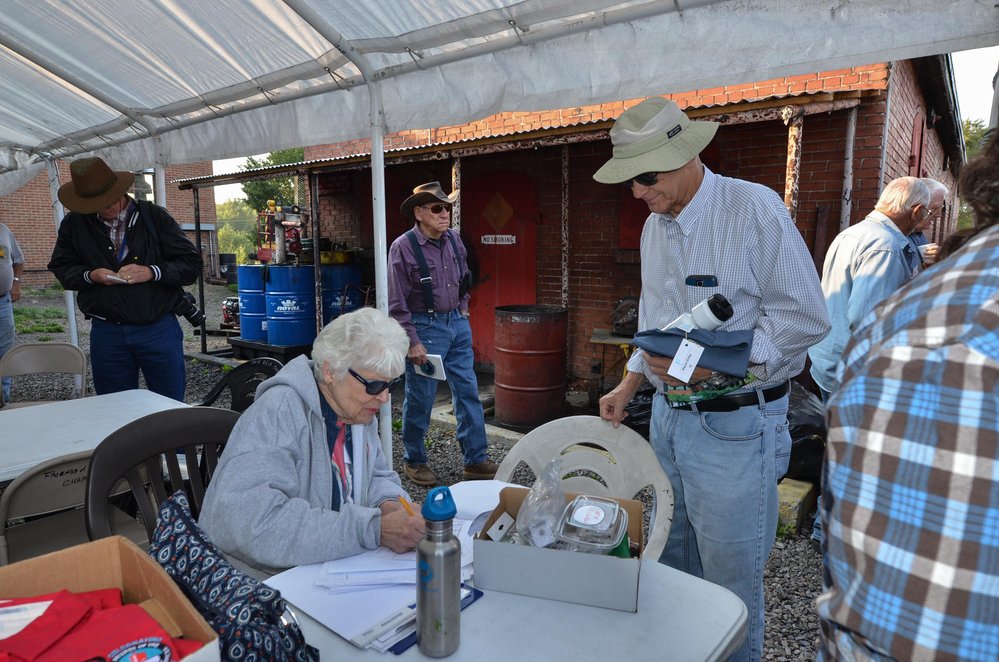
[0, 221, 24, 403]
[595, 98, 830, 662]
[48, 157, 202, 400]
[388, 181, 498, 486]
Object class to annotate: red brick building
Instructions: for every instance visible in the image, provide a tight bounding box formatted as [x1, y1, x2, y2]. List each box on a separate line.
[284, 57, 962, 391]
[0, 161, 218, 288]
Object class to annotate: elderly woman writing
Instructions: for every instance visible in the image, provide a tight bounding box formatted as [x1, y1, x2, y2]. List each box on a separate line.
[199, 307, 425, 577]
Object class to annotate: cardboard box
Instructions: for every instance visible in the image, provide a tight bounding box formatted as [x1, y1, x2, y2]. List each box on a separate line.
[473, 487, 644, 612]
[0, 536, 219, 661]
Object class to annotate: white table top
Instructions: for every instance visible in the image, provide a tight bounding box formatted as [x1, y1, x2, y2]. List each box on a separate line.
[0, 390, 189, 482]
[292, 559, 748, 661]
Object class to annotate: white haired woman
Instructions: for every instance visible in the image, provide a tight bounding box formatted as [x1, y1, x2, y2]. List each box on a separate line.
[200, 307, 425, 578]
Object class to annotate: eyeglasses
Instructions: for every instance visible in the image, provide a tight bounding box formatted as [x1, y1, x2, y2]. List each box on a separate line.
[622, 172, 659, 188]
[349, 368, 402, 395]
[421, 203, 451, 214]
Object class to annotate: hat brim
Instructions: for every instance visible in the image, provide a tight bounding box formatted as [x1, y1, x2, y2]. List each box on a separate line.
[400, 189, 459, 220]
[58, 171, 135, 214]
[593, 122, 718, 184]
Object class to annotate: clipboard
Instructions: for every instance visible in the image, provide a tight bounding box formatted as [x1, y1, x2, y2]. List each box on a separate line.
[387, 585, 484, 655]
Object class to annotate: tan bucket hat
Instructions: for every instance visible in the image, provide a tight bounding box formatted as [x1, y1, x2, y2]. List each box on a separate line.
[593, 98, 718, 184]
[58, 157, 135, 213]
[400, 181, 459, 220]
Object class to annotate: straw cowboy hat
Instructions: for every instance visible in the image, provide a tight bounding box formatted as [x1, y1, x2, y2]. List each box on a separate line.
[593, 98, 719, 184]
[400, 181, 459, 220]
[58, 157, 135, 214]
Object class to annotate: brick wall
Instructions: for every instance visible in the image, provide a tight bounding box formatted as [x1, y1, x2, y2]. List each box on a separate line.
[0, 161, 216, 287]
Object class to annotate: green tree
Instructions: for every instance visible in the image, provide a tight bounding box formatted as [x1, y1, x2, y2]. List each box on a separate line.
[216, 198, 255, 226]
[957, 118, 988, 230]
[241, 148, 305, 213]
[217, 223, 254, 265]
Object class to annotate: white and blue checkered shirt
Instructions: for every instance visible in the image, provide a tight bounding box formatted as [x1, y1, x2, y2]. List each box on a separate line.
[626, 167, 829, 391]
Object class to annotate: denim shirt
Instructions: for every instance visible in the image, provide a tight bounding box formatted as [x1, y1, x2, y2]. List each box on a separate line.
[808, 210, 917, 393]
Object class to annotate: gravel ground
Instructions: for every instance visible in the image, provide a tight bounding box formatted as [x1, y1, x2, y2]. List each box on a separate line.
[9, 283, 824, 659]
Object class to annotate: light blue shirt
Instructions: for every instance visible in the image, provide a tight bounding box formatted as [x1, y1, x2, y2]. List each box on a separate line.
[808, 210, 917, 393]
[627, 167, 830, 390]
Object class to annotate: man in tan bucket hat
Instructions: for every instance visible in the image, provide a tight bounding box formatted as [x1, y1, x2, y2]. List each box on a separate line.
[595, 97, 830, 662]
[48, 157, 202, 400]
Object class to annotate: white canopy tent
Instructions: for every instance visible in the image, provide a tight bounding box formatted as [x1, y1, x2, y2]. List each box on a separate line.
[1, 0, 995, 447]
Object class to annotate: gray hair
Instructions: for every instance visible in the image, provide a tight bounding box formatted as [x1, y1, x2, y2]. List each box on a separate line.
[875, 176, 930, 216]
[920, 177, 949, 199]
[311, 307, 409, 381]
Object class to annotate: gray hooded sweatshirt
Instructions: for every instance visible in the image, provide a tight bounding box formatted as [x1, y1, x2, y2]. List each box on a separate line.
[199, 355, 409, 578]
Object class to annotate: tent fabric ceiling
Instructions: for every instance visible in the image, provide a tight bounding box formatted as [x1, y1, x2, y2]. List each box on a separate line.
[0, 0, 995, 195]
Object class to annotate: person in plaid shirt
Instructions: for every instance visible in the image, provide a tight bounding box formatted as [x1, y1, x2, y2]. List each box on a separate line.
[817, 132, 999, 660]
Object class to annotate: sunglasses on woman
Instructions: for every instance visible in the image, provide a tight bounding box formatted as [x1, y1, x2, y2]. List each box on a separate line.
[622, 172, 659, 187]
[421, 203, 451, 214]
[349, 368, 402, 395]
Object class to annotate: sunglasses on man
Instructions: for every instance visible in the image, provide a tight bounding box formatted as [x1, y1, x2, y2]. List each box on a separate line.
[349, 368, 403, 395]
[622, 172, 660, 188]
[420, 203, 451, 214]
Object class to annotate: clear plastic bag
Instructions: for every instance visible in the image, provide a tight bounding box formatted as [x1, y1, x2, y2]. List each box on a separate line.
[515, 458, 566, 547]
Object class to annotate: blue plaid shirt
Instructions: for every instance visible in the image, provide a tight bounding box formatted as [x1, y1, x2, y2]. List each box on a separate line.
[817, 225, 999, 660]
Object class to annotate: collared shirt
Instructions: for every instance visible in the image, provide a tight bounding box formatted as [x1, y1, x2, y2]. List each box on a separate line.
[0, 222, 24, 295]
[817, 224, 999, 661]
[808, 210, 917, 394]
[388, 224, 468, 346]
[626, 167, 829, 391]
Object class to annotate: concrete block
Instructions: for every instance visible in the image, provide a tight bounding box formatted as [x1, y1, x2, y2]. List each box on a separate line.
[778, 478, 819, 534]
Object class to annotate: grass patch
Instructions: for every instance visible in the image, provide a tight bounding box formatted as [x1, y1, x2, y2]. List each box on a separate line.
[776, 521, 798, 539]
[14, 306, 66, 334]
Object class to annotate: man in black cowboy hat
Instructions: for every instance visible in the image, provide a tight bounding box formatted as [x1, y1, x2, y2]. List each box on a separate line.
[388, 181, 497, 486]
[48, 157, 202, 400]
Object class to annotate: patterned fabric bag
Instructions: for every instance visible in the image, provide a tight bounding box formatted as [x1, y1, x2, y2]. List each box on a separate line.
[148, 491, 319, 661]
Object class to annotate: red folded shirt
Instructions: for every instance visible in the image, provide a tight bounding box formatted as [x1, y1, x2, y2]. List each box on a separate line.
[0, 589, 203, 661]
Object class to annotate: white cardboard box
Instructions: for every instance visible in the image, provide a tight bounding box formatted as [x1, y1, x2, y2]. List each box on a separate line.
[0, 535, 220, 661]
[473, 487, 644, 612]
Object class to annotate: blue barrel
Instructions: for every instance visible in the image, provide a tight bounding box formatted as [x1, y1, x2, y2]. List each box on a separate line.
[237, 265, 266, 342]
[321, 264, 363, 324]
[265, 265, 317, 346]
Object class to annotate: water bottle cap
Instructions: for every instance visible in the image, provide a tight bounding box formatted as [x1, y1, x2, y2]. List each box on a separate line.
[421, 486, 457, 521]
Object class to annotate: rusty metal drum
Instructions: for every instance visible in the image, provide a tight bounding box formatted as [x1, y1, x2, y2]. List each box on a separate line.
[494, 305, 567, 428]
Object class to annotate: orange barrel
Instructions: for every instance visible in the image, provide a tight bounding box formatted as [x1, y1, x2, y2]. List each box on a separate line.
[494, 305, 567, 428]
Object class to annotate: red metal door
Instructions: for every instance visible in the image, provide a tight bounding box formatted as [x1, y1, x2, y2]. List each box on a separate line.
[460, 170, 539, 366]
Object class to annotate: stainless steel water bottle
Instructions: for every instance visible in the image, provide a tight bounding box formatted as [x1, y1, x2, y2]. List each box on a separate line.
[417, 486, 461, 657]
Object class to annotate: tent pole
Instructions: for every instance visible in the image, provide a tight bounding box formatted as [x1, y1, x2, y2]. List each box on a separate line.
[368, 82, 394, 459]
[44, 157, 82, 395]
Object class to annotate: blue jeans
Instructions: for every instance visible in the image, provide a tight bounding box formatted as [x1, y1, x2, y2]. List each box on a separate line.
[651, 389, 791, 662]
[402, 311, 487, 466]
[0, 291, 13, 403]
[90, 314, 186, 400]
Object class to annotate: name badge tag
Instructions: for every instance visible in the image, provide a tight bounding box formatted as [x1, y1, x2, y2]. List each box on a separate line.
[667, 339, 705, 383]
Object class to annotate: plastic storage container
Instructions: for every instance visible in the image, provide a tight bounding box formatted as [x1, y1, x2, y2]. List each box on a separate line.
[556, 495, 628, 554]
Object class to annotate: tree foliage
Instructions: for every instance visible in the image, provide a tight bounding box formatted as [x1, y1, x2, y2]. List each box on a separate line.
[957, 118, 988, 230]
[217, 222, 255, 265]
[240, 148, 305, 214]
[216, 198, 255, 227]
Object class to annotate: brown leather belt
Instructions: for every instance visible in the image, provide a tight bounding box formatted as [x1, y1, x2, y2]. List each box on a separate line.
[669, 381, 790, 412]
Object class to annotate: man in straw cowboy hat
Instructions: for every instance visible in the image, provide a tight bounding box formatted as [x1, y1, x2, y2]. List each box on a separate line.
[388, 181, 498, 486]
[48, 157, 202, 400]
[594, 97, 829, 661]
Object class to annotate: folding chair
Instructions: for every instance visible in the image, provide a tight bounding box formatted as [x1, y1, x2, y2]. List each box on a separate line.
[0, 451, 144, 565]
[0, 342, 87, 409]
